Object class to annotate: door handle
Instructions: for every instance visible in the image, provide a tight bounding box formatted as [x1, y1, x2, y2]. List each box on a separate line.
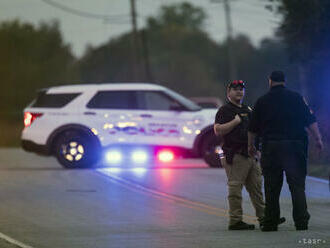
[84, 111, 96, 115]
[140, 114, 153, 118]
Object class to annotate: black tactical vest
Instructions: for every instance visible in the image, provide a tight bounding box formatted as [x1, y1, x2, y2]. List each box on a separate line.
[222, 103, 251, 163]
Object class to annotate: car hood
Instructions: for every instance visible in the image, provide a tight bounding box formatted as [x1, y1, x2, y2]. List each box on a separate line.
[190, 108, 218, 128]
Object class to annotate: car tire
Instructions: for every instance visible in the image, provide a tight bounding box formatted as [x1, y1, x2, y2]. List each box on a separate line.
[54, 130, 99, 169]
[201, 132, 222, 168]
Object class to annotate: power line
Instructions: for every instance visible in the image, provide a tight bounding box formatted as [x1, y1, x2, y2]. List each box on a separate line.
[39, 0, 129, 23]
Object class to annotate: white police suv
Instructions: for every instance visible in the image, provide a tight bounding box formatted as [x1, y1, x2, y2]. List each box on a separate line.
[21, 83, 222, 169]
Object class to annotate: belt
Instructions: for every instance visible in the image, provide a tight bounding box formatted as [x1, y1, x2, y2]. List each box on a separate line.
[236, 148, 248, 157]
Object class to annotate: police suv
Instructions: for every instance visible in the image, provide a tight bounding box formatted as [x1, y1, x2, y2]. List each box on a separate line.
[21, 83, 222, 169]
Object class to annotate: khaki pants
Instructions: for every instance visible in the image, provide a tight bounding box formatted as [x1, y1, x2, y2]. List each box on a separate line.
[222, 154, 265, 225]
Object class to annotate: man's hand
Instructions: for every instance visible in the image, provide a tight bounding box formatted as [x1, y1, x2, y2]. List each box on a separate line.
[234, 114, 241, 124]
[307, 122, 323, 156]
[255, 150, 261, 161]
[214, 114, 242, 136]
[315, 138, 324, 154]
[248, 144, 257, 157]
[248, 131, 257, 158]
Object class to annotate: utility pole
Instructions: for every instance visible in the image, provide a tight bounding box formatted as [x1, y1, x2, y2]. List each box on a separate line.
[211, 0, 237, 81]
[130, 0, 139, 80]
[141, 30, 153, 81]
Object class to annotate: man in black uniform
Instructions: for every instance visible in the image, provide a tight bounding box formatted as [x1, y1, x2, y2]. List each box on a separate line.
[248, 71, 323, 231]
[214, 80, 265, 230]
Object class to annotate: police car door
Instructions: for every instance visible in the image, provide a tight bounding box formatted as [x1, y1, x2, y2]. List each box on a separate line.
[83, 90, 140, 146]
[134, 90, 195, 149]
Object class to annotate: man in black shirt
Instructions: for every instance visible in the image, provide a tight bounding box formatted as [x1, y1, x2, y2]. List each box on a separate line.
[214, 80, 265, 230]
[248, 71, 323, 231]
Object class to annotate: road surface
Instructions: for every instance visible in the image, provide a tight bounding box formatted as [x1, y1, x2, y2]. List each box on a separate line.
[0, 148, 329, 248]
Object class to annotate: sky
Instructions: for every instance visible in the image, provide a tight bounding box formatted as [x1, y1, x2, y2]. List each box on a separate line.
[0, 0, 281, 57]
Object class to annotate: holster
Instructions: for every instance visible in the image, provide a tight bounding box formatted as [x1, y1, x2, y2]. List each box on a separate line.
[224, 146, 248, 165]
[223, 147, 235, 165]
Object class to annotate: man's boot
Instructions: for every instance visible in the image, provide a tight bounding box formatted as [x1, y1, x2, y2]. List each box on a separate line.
[229, 221, 255, 230]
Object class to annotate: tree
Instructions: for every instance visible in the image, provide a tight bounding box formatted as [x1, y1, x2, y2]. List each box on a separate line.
[146, 2, 206, 32]
[0, 20, 78, 120]
[78, 2, 223, 99]
[266, 0, 330, 107]
[78, 2, 294, 103]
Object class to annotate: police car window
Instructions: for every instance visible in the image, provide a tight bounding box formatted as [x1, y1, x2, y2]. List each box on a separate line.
[136, 91, 182, 110]
[197, 102, 218, 108]
[31, 93, 81, 108]
[165, 89, 202, 111]
[87, 91, 136, 109]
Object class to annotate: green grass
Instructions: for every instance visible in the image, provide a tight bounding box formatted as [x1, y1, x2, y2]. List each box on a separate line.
[308, 163, 330, 180]
[0, 120, 23, 147]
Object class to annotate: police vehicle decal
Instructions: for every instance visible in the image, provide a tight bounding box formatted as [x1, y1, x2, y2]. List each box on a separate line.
[106, 122, 181, 137]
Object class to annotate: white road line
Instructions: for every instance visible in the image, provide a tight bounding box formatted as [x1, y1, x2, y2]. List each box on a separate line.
[307, 176, 329, 184]
[0, 232, 35, 248]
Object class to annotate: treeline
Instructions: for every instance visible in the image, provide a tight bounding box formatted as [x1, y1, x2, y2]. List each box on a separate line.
[79, 3, 299, 107]
[0, 20, 79, 120]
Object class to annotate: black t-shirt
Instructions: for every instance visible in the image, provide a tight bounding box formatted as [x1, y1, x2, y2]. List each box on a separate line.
[248, 85, 316, 141]
[215, 101, 252, 151]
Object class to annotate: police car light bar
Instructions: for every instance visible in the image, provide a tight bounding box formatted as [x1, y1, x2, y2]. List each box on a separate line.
[105, 150, 122, 164]
[157, 150, 174, 162]
[131, 150, 148, 164]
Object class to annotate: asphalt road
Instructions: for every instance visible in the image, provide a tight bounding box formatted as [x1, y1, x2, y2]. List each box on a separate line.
[0, 148, 329, 248]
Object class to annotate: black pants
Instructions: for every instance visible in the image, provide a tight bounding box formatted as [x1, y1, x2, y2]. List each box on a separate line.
[261, 140, 310, 227]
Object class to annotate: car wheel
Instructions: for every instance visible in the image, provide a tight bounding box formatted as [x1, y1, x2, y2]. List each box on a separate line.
[201, 132, 223, 168]
[54, 130, 99, 169]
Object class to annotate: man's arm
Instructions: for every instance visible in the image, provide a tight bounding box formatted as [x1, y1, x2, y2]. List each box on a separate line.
[307, 122, 323, 151]
[214, 114, 241, 136]
[248, 131, 257, 157]
[297, 95, 323, 152]
[247, 100, 261, 157]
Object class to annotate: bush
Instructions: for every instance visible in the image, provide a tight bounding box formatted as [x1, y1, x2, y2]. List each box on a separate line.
[0, 120, 23, 147]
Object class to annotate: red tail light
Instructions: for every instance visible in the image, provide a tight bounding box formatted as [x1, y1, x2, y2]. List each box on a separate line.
[24, 112, 43, 127]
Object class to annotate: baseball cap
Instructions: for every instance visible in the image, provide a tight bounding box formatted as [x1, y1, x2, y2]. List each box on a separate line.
[227, 80, 245, 89]
[269, 71, 285, 82]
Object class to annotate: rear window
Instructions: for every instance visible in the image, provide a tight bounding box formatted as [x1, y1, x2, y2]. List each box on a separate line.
[31, 93, 80, 108]
[86, 91, 137, 109]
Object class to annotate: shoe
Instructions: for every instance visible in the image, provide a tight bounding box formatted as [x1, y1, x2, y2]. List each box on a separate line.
[229, 221, 255, 230]
[278, 217, 286, 225]
[296, 225, 308, 231]
[261, 225, 278, 232]
[259, 217, 286, 228]
[295, 215, 310, 231]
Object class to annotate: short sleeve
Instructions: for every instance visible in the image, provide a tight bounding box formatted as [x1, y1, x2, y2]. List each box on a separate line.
[215, 106, 233, 124]
[298, 96, 316, 127]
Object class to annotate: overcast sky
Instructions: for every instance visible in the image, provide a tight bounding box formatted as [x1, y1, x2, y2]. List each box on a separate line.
[0, 0, 281, 57]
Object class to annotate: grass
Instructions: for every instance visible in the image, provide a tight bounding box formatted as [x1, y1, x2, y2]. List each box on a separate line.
[0, 120, 23, 147]
[308, 163, 330, 180]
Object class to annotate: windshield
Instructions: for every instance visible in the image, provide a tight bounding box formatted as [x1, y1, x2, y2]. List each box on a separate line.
[165, 88, 202, 111]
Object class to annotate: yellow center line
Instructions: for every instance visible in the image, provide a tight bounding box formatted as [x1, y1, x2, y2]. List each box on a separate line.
[96, 170, 258, 223]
